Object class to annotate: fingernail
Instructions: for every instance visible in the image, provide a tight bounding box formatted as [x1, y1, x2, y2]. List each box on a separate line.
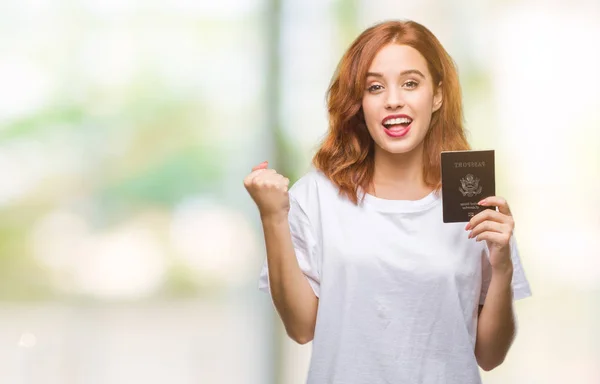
[468, 231, 472, 239]
[478, 199, 486, 206]
[465, 222, 471, 230]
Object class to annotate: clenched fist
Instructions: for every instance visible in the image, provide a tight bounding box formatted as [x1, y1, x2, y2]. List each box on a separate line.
[244, 161, 290, 220]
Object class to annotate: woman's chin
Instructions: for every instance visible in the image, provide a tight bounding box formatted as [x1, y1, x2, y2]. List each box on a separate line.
[376, 140, 419, 155]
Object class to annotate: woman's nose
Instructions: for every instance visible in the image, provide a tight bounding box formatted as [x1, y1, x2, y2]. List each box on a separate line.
[385, 89, 405, 110]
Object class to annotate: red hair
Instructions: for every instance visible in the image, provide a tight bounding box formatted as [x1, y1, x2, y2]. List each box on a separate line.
[313, 20, 470, 204]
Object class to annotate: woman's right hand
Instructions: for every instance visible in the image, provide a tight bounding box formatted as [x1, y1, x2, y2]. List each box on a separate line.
[244, 161, 290, 220]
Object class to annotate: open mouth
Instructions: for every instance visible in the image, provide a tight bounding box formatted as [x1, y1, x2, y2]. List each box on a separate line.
[382, 116, 412, 129]
[382, 116, 412, 137]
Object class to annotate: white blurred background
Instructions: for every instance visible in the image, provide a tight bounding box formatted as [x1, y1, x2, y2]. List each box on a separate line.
[0, 0, 598, 383]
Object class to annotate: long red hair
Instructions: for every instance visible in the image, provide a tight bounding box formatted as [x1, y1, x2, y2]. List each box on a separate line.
[312, 20, 470, 204]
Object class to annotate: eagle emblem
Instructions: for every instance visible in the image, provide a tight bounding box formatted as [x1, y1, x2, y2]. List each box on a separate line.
[459, 174, 482, 197]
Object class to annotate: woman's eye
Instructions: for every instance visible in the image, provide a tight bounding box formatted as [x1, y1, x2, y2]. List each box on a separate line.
[404, 81, 418, 89]
[367, 84, 383, 92]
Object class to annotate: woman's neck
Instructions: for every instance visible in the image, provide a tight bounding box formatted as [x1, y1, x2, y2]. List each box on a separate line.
[369, 144, 433, 200]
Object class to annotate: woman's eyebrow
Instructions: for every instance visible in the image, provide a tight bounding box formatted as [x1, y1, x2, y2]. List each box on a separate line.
[366, 69, 426, 79]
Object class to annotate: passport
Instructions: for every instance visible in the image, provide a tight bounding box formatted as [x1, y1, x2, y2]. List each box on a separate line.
[440, 150, 496, 223]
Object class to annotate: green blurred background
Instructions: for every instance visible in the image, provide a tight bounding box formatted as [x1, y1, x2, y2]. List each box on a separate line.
[0, 0, 598, 383]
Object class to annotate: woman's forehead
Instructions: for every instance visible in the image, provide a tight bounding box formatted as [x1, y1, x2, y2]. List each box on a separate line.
[368, 44, 429, 75]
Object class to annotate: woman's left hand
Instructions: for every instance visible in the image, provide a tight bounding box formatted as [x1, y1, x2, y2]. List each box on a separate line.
[465, 196, 515, 273]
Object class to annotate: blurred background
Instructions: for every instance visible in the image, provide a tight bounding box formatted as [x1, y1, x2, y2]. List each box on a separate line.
[0, 0, 598, 383]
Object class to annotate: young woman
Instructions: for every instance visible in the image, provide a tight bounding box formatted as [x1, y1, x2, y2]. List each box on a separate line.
[244, 19, 531, 383]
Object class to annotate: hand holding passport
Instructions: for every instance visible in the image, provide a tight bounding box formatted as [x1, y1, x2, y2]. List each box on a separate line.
[441, 150, 496, 223]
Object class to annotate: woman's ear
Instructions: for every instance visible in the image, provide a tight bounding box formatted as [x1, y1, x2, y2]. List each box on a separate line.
[433, 81, 443, 112]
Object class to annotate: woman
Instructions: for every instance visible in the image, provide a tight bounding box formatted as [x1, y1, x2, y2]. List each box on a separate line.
[244, 19, 531, 383]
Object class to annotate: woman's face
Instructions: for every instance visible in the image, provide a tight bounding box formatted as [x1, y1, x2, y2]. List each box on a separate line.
[362, 44, 442, 155]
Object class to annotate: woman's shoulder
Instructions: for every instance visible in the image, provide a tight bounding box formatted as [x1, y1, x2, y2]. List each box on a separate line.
[289, 167, 337, 199]
[288, 168, 340, 231]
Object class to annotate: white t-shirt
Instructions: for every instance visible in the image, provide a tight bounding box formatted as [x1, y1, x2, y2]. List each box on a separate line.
[259, 169, 532, 384]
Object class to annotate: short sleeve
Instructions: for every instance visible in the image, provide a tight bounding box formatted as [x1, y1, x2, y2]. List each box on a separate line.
[258, 194, 321, 298]
[479, 233, 532, 305]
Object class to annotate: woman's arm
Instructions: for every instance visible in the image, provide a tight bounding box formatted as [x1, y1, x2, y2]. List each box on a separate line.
[263, 214, 319, 344]
[245, 162, 319, 344]
[474, 267, 515, 371]
[467, 196, 519, 371]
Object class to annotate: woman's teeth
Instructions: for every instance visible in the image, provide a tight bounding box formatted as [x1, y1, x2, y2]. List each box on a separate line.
[383, 117, 412, 127]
